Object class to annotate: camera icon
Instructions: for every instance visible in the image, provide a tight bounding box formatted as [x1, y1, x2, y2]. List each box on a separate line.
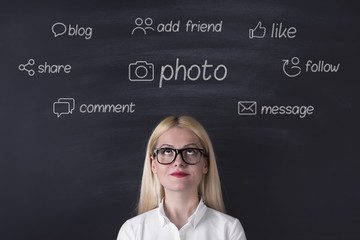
[128, 61, 154, 81]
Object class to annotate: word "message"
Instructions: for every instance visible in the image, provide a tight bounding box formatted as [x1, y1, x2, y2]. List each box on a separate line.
[261, 105, 314, 118]
[238, 101, 314, 118]
[52, 22, 93, 39]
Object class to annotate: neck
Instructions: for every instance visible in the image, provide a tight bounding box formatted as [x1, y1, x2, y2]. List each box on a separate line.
[163, 190, 200, 229]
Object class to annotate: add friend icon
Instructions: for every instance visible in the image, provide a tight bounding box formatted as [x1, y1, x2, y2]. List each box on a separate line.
[132, 18, 155, 35]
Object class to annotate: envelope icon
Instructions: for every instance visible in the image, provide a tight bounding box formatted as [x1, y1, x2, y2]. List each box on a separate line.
[238, 101, 257, 115]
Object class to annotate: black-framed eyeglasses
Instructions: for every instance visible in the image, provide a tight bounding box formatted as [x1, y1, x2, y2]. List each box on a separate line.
[153, 148, 206, 165]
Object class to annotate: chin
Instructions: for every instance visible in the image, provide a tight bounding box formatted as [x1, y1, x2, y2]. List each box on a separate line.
[164, 183, 194, 193]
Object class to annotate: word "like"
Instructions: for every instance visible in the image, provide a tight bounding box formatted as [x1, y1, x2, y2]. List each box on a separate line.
[249, 21, 296, 39]
[271, 22, 296, 38]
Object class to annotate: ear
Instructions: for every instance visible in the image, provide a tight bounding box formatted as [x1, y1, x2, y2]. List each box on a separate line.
[151, 155, 157, 174]
[202, 157, 209, 174]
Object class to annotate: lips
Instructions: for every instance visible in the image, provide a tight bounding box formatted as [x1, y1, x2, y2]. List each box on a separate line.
[170, 171, 189, 178]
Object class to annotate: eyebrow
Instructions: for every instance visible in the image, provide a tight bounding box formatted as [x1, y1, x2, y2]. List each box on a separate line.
[159, 143, 200, 148]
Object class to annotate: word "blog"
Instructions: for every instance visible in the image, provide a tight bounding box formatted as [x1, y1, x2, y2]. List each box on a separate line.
[129, 58, 227, 88]
[52, 22, 93, 39]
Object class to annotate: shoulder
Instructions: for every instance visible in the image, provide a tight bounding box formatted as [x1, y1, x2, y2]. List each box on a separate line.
[205, 207, 238, 223]
[204, 208, 246, 240]
[121, 208, 158, 228]
[117, 208, 158, 240]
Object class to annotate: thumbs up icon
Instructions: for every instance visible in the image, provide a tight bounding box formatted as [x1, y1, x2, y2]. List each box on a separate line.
[249, 21, 266, 39]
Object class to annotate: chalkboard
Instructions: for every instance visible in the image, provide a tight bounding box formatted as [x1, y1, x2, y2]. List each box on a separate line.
[1, 0, 358, 239]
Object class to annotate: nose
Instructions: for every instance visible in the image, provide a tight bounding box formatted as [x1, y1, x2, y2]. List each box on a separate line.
[173, 152, 185, 167]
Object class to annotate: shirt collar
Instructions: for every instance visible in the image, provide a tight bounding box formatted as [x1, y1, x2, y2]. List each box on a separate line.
[158, 199, 169, 227]
[158, 198, 208, 229]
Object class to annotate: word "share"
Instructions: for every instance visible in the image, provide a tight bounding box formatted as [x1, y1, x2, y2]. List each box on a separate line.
[19, 59, 71, 76]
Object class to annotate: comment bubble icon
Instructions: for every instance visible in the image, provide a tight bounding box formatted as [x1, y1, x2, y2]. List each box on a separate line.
[52, 22, 67, 37]
[53, 102, 70, 118]
[58, 98, 75, 113]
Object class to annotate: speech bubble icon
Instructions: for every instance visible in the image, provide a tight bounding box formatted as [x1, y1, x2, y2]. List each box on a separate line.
[53, 102, 70, 118]
[52, 22, 67, 37]
[58, 98, 75, 113]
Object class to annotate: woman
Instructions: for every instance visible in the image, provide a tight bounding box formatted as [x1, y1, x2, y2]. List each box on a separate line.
[117, 116, 246, 240]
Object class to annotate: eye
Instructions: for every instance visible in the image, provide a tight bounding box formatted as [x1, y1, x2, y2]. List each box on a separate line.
[161, 148, 173, 155]
[185, 148, 197, 155]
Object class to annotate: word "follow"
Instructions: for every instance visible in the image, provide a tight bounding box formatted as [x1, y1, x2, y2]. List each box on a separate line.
[282, 57, 340, 77]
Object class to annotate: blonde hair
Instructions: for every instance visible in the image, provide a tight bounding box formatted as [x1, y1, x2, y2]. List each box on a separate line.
[137, 116, 225, 214]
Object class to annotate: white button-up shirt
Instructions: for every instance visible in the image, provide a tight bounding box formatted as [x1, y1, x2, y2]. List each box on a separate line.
[117, 199, 246, 240]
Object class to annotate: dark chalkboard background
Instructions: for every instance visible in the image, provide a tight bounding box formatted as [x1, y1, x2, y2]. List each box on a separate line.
[1, 0, 358, 239]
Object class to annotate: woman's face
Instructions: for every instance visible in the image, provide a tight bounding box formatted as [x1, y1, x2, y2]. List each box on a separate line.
[151, 127, 208, 194]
